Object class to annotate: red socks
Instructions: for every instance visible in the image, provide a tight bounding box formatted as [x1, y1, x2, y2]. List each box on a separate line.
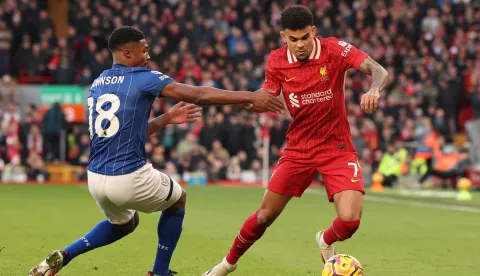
[226, 211, 268, 264]
[323, 217, 360, 245]
[225, 214, 360, 264]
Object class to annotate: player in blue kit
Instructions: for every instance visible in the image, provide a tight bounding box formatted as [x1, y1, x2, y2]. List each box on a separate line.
[28, 26, 284, 276]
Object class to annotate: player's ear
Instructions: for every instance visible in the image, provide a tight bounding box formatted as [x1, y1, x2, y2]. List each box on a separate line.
[124, 49, 131, 59]
[280, 31, 287, 43]
[311, 26, 316, 36]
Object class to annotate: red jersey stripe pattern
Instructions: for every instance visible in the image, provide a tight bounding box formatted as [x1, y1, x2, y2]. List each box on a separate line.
[263, 36, 368, 160]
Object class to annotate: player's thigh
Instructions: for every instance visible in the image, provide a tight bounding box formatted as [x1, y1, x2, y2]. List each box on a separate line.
[268, 158, 317, 197]
[106, 164, 182, 213]
[87, 170, 135, 225]
[317, 152, 365, 203]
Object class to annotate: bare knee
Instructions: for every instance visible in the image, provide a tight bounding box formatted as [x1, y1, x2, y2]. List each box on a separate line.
[165, 189, 187, 213]
[118, 211, 139, 234]
[335, 206, 362, 240]
[333, 190, 363, 222]
[337, 209, 362, 222]
[256, 190, 290, 226]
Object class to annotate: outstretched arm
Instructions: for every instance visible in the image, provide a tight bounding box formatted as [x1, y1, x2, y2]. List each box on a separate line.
[161, 82, 284, 113]
[146, 102, 202, 137]
[357, 56, 389, 113]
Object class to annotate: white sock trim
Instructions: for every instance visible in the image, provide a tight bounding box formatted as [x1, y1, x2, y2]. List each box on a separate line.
[319, 232, 331, 248]
[223, 257, 235, 268]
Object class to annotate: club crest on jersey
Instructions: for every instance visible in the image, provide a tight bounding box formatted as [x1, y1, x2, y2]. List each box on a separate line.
[319, 65, 328, 81]
[289, 93, 300, 108]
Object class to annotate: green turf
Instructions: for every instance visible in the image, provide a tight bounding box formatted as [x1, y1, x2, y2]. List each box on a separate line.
[373, 188, 480, 208]
[1, 184, 479, 275]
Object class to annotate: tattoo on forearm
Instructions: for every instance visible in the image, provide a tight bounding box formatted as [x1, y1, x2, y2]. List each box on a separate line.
[359, 56, 388, 92]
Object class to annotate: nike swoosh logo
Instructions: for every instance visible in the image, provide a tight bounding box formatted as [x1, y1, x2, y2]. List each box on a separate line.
[351, 179, 361, 183]
[285, 77, 295, 82]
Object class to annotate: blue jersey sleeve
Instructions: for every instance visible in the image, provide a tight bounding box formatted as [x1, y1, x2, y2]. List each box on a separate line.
[142, 70, 175, 97]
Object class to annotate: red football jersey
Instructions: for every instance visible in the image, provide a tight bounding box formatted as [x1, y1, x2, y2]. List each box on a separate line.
[263, 36, 368, 159]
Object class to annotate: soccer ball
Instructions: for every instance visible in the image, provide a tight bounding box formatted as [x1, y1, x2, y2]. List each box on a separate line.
[322, 254, 364, 276]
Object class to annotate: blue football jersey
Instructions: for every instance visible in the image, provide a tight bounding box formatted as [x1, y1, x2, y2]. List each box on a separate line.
[87, 64, 174, 175]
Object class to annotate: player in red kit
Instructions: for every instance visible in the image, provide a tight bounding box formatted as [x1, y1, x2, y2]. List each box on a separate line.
[203, 5, 388, 275]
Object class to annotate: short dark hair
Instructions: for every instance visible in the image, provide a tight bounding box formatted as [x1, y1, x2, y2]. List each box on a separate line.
[108, 26, 145, 51]
[280, 5, 314, 30]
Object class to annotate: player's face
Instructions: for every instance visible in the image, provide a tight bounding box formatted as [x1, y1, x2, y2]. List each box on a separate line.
[281, 26, 316, 62]
[125, 39, 150, 67]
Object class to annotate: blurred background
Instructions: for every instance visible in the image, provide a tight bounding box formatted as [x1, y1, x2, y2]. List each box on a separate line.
[1, 0, 480, 191]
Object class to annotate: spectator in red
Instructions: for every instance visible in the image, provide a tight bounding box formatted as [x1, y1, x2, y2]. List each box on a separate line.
[175, 53, 202, 83]
[2, 103, 20, 135]
[27, 125, 43, 156]
[5, 124, 20, 163]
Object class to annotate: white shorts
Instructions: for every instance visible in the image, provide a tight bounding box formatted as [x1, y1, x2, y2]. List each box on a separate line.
[87, 164, 182, 225]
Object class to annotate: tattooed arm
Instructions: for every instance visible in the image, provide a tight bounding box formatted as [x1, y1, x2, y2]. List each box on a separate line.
[357, 56, 389, 113]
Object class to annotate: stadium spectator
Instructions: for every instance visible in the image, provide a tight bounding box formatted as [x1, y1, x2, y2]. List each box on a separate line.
[378, 143, 408, 187]
[1, 155, 27, 183]
[0, 75, 18, 110]
[26, 151, 48, 182]
[151, 145, 167, 170]
[227, 156, 241, 181]
[41, 102, 66, 162]
[2, 103, 20, 135]
[470, 69, 480, 119]
[0, 20, 12, 76]
[27, 124, 42, 156]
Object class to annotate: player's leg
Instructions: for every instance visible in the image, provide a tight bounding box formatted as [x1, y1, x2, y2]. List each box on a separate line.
[150, 189, 186, 276]
[321, 190, 363, 245]
[28, 212, 137, 276]
[119, 164, 184, 276]
[202, 190, 291, 276]
[226, 189, 291, 263]
[316, 153, 365, 263]
[28, 171, 139, 276]
[203, 158, 316, 276]
[61, 170, 142, 266]
[62, 211, 140, 266]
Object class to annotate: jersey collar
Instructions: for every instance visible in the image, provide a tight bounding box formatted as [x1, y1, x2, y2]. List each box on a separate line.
[112, 63, 128, 68]
[287, 37, 321, 64]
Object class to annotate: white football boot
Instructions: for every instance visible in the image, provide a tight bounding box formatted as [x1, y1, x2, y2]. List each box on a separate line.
[316, 230, 336, 263]
[202, 257, 237, 276]
[28, 250, 65, 276]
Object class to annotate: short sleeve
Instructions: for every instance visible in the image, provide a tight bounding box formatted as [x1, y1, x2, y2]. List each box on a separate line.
[263, 56, 282, 96]
[142, 70, 175, 98]
[326, 37, 368, 71]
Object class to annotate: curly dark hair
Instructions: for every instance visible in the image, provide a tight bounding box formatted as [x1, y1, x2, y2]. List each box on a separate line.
[108, 26, 145, 51]
[280, 5, 314, 31]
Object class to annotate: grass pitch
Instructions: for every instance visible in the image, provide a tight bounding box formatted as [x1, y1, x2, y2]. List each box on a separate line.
[1, 184, 479, 275]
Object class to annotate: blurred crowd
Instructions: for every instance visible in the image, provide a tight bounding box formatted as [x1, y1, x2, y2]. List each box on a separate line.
[1, 0, 480, 186]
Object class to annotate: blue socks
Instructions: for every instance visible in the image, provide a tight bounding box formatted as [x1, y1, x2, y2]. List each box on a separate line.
[60, 210, 185, 275]
[63, 220, 128, 266]
[152, 210, 185, 276]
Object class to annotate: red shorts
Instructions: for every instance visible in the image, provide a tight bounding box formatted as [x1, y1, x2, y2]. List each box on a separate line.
[267, 152, 365, 202]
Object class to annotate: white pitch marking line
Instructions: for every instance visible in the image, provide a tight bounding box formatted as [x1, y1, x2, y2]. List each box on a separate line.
[305, 189, 480, 213]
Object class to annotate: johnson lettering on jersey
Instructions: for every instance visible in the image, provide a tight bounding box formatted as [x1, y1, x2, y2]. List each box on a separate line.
[263, 37, 368, 159]
[87, 64, 174, 175]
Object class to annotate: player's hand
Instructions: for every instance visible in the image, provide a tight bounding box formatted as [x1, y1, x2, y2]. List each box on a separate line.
[168, 101, 202, 124]
[250, 88, 285, 113]
[360, 89, 380, 114]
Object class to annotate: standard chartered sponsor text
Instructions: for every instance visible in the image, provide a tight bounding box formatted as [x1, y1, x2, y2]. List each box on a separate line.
[300, 89, 334, 105]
